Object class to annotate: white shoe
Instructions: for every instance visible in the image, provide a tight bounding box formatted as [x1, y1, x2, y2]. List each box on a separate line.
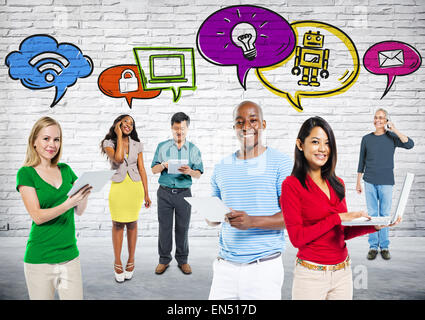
[114, 264, 125, 283]
[125, 262, 134, 280]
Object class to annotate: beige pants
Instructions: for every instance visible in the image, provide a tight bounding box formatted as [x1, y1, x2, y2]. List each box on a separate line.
[24, 256, 83, 300]
[292, 259, 353, 300]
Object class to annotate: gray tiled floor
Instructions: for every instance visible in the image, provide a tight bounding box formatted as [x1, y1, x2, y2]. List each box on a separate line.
[1, 236, 424, 300]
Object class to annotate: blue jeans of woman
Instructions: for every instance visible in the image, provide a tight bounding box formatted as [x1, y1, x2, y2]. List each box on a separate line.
[364, 181, 393, 250]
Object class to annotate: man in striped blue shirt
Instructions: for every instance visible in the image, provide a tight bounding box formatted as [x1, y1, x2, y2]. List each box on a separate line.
[208, 101, 292, 300]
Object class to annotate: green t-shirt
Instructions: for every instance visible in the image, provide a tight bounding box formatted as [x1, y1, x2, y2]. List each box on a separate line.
[16, 163, 79, 264]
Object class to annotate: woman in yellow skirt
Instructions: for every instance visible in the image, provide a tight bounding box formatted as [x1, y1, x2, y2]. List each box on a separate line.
[101, 114, 151, 282]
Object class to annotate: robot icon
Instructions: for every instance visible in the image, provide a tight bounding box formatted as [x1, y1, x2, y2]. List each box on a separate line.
[291, 30, 330, 87]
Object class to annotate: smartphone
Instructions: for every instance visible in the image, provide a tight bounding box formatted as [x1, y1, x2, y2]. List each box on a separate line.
[385, 116, 392, 130]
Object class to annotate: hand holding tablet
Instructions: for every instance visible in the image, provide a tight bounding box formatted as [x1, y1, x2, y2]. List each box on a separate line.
[168, 159, 189, 174]
[67, 170, 115, 197]
[184, 197, 229, 223]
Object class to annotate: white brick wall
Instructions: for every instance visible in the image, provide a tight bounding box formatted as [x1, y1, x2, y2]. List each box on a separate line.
[1, 0, 424, 237]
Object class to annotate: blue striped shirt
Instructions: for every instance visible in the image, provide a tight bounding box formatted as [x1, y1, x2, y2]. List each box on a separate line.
[211, 147, 293, 263]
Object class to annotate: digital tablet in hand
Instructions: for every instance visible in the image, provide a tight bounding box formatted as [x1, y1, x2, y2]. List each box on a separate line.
[184, 197, 229, 222]
[168, 159, 189, 174]
[67, 170, 115, 197]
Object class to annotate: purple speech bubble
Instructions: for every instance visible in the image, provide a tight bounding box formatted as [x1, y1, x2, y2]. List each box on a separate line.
[197, 5, 295, 89]
[363, 41, 422, 99]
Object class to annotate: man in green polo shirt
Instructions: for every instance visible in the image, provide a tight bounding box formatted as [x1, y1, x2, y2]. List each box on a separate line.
[151, 112, 204, 275]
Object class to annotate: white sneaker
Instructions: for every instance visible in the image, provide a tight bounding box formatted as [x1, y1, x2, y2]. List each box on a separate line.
[114, 264, 125, 283]
[125, 262, 134, 280]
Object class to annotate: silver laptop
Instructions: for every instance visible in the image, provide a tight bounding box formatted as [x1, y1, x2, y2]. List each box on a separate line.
[342, 173, 414, 226]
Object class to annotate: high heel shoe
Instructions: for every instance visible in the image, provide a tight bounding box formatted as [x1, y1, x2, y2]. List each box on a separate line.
[114, 264, 125, 283]
[125, 262, 134, 280]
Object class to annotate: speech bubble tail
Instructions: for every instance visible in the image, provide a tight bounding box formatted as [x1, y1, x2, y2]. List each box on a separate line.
[171, 88, 182, 103]
[50, 86, 68, 108]
[236, 65, 250, 90]
[125, 96, 133, 108]
[285, 93, 303, 112]
[381, 74, 397, 99]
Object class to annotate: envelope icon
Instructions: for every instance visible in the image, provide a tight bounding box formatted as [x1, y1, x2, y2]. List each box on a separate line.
[378, 50, 404, 68]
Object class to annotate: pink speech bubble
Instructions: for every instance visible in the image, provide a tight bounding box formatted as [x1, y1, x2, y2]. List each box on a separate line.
[363, 41, 422, 99]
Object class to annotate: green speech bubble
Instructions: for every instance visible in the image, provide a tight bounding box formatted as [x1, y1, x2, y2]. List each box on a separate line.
[133, 47, 196, 103]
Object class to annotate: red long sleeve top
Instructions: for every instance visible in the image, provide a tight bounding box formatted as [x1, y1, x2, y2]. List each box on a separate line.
[281, 175, 376, 265]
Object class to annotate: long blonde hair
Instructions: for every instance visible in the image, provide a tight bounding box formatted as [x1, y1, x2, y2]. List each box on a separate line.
[24, 117, 63, 167]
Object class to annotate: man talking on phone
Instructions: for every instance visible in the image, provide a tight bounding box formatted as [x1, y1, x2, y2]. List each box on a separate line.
[356, 108, 414, 260]
[151, 112, 204, 275]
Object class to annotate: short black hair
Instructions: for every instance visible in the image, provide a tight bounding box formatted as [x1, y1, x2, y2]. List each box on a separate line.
[171, 112, 190, 126]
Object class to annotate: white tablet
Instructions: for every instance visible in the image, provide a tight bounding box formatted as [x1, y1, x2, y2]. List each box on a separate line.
[184, 197, 229, 222]
[67, 170, 115, 197]
[168, 159, 189, 174]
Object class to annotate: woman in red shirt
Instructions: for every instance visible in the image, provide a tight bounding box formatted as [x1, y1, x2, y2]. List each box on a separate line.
[281, 116, 400, 300]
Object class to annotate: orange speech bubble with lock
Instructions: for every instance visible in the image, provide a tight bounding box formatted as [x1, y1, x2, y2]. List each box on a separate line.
[98, 64, 161, 108]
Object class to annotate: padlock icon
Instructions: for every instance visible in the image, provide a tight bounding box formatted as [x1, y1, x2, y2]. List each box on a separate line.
[119, 69, 139, 93]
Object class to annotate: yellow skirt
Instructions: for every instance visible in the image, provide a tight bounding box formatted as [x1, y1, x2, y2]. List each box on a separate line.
[109, 173, 144, 223]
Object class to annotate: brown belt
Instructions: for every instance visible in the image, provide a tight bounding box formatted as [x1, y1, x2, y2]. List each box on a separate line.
[296, 257, 350, 271]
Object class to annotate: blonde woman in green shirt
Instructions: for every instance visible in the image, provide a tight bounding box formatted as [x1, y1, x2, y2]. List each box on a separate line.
[16, 117, 92, 300]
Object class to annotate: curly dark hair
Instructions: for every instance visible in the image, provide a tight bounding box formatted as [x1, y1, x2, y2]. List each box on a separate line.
[100, 114, 140, 155]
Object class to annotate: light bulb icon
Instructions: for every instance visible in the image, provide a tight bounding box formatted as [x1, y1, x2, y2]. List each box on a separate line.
[231, 22, 257, 61]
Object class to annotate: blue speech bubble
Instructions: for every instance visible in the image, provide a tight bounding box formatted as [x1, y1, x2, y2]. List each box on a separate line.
[5, 34, 93, 108]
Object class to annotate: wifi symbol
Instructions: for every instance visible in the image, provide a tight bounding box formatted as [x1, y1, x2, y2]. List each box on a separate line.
[29, 52, 70, 82]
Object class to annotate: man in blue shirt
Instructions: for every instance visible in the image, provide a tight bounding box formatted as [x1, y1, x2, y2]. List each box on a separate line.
[151, 112, 204, 275]
[208, 101, 292, 300]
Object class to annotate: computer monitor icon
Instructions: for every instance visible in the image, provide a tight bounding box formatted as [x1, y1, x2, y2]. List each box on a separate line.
[133, 47, 196, 102]
[149, 54, 188, 84]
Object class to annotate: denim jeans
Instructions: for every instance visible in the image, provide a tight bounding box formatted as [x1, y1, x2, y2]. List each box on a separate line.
[364, 181, 393, 250]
